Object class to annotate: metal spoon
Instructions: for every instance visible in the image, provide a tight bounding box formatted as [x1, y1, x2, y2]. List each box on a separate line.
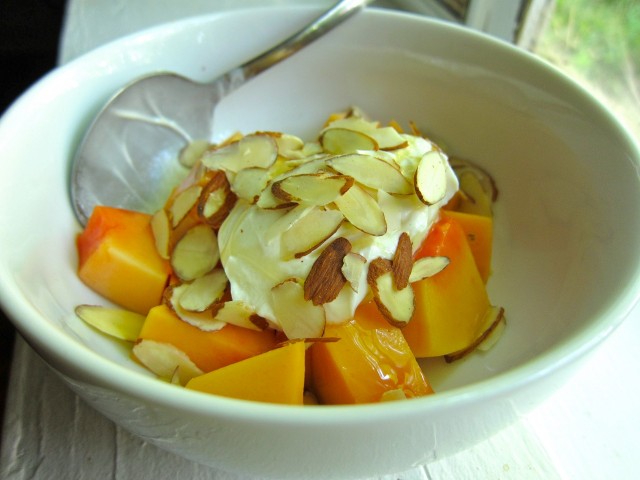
[70, 0, 370, 226]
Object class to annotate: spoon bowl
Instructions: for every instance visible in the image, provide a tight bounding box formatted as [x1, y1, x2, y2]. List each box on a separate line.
[70, 0, 369, 226]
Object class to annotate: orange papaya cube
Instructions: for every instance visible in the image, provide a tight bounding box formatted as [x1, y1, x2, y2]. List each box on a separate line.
[310, 302, 433, 405]
[137, 305, 278, 373]
[186, 341, 305, 405]
[403, 217, 490, 357]
[440, 210, 493, 283]
[76, 206, 171, 314]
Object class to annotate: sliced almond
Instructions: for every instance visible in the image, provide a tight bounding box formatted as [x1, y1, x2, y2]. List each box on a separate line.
[201, 134, 278, 173]
[457, 170, 494, 217]
[74, 304, 145, 342]
[319, 128, 378, 155]
[409, 256, 450, 283]
[380, 388, 408, 402]
[197, 171, 237, 228]
[324, 116, 407, 151]
[392, 232, 413, 290]
[271, 278, 326, 340]
[327, 153, 413, 195]
[304, 237, 352, 305]
[271, 173, 353, 206]
[255, 184, 297, 210]
[171, 224, 219, 281]
[369, 126, 409, 151]
[409, 120, 422, 137]
[450, 157, 499, 202]
[444, 306, 506, 362]
[212, 300, 265, 331]
[341, 252, 367, 293]
[367, 258, 415, 328]
[132, 339, 203, 385]
[334, 184, 387, 236]
[166, 283, 227, 331]
[177, 269, 228, 312]
[179, 139, 210, 168]
[281, 207, 344, 259]
[169, 184, 202, 227]
[414, 150, 448, 205]
[477, 306, 507, 352]
[275, 133, 305, 158]
[229, 167, 270, 203]
[150, 208, 171, 259]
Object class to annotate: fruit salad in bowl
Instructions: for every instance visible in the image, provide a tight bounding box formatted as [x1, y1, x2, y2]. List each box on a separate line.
[74, 108, 505, 405]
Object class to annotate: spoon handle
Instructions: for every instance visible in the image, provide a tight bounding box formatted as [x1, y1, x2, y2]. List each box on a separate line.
[222, 0, 370, 87]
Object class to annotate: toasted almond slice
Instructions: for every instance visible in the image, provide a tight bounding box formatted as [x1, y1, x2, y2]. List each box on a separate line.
[392, 232, 413, 290]
[477, 306, 507, 352]
[179, 139, 210, 168]
[367, 258, 415, 328]
[132, 339, 203, 385]
[177, 269, 228, 312]
[369, 126, 409, 151]
[255, 184, 297, 210]
[75, 304, 145, 342]
[171, 224, 219, 281]
[254, 130, 304, 159]
[380, 388, 408, 402]
[169, 184, 202, 227]
[281, 207, 344, 259]
[301, 141, 324, 157]
[409, 120, 422, 137]
[212, 300, 265, 331]
[457, 170, 494, 217]
[319, 128, 378, 154]
[272, 173, 353, 206]
[201, 134, 278, 173]
[150, 208, 171, 259]
[304, 237, 352, 305]
[414, 150, 448, 205]
[444, 306, 506, 362]
[275, 133, 305, 158]
[341, 252, 367, 293]
[334, 184, 387, 236]
[167, 283, 227, 331]
[197, 171, 237, 228]
[229, 167, 270, 203]
[324, 116, 407, 151]
[271, 278, 326, 340]
[324, 115, 378, 131]
[409, 256, 450, 283]
[450, 157, 499, 202]
[327, 153, 413, 195]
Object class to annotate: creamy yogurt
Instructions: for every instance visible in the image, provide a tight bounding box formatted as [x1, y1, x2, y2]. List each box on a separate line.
[218, 133, 458, 329]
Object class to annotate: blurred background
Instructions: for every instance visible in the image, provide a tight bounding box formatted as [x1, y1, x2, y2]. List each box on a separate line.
[1, 0, 638, 438]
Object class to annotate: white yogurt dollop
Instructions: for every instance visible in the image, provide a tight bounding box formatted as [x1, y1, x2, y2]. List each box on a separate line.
[218, 133, 458, 329]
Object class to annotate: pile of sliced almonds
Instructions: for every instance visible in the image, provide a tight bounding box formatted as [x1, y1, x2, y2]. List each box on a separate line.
[143, 108, 459, 340]
[77, 108, 505, 375]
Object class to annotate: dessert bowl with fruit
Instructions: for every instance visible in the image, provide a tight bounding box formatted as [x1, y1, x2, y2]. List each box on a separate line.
[1, 6, 639, 479]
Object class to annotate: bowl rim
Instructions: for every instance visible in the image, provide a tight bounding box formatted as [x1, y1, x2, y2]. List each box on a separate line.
[1, 6, 640, 424]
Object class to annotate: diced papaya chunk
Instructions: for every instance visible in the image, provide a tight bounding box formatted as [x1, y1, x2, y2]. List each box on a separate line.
[76, 206, 171, 314]
[403, 217, 490, 357]
[186, 341, 305, 405]
[310, 302, 433, 405]
[137, 305, 278, 372]
[441, 210, 493, 283]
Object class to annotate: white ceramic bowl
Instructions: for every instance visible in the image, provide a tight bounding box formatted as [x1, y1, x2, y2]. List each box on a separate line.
[1, 6, 639, 479]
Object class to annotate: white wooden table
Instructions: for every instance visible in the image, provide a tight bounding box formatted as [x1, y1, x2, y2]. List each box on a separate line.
[2, 1, 639, 478]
